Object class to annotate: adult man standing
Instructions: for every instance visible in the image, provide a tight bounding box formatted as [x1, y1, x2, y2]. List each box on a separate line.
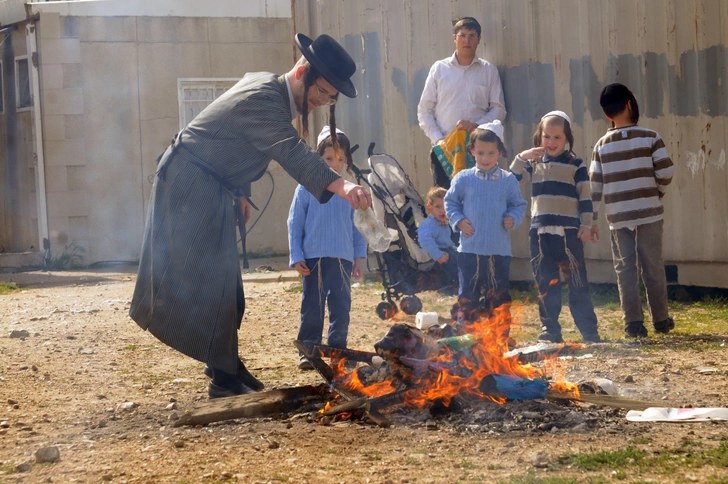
[418, 17, 506, 187]
[130, 34, 371, 399]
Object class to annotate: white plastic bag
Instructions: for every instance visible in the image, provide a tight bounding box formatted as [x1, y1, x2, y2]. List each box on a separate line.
[354, 207, 393, 253]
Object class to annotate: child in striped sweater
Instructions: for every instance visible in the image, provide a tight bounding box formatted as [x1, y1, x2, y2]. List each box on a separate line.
[510, 111, 600, 343]
[445, 120, 527, 335]
[288, 126, 367, 370]
[590, 83, 675, 339]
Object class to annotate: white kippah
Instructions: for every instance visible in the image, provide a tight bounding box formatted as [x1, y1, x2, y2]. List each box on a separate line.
[476, 120, 505, 144]
[541, 110, 571, 124]
[317, 125, 346, 147]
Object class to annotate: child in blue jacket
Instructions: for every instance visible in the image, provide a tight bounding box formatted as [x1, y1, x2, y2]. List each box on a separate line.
[445, 120, 527, 333]
[288, 127, 367, 370]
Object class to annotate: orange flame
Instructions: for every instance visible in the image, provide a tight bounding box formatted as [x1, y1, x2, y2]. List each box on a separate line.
[333, 301, 578, 408]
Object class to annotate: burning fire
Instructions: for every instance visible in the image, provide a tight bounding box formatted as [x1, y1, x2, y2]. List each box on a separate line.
[332, 302, 581, 408]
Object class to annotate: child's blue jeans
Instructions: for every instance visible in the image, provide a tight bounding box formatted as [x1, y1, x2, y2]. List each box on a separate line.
[456, 252, 511, 323]
[297, 257, 352, 351]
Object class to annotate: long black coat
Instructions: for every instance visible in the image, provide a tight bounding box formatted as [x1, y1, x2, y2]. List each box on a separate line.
[130, 73, 339, 373]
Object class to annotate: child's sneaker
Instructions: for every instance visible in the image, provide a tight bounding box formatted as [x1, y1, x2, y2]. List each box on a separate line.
[653, 317, 675, 334]
[298, 356, 314, 371]
[537, 328, 564, 344]
[624, 321, 648, 338]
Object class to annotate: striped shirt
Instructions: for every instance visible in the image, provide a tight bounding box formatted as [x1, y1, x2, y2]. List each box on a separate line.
[288, 185, 367, 266]
[510, 151, 593, 229]
[590, 126, 674, 229]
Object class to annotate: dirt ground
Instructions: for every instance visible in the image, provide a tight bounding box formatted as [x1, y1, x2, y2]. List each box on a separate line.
[1, 261, 728, 484]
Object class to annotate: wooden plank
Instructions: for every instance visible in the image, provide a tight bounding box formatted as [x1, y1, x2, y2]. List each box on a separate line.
[173, 385, 326, 427]
[547, 390, 663, 411]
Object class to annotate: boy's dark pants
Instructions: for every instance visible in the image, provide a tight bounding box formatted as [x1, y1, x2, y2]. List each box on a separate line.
[298, 257, 352, 351]
[440, 248, 459, 285]
[609, 220, 669, 326]
[457, 252, 511, 323]
[529, 229, 598, 338]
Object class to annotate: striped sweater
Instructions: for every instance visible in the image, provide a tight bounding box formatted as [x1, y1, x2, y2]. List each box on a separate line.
[590, 126, 674, 230]
[510, 151, 593, 229]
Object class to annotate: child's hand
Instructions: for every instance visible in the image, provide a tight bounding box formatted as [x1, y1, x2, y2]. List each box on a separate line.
[590, 225, 600, 243]
[577, 226, 592, 243]
[503, 216, 514, 230]
[294, 261, 311, 276]
[519, 147, 544, 161]
[457, 219, 475, 237]
[437, 253, 449, 264]
[352, 259, 363, 279]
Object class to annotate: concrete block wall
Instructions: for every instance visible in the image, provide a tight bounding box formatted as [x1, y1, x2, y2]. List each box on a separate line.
[34, 12, 294, 264]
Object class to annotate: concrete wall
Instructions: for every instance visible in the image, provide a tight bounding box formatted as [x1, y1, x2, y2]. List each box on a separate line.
[296, 0, 728, 287]
[32, 4, 296, 263]
[0, 26, 37, 253]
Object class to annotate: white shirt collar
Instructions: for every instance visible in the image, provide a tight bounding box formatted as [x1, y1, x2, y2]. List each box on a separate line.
[447, 52, 486, 69]
[284, 75, 298, 120]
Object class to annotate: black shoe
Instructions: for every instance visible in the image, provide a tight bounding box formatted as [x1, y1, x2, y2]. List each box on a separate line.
[538, 329, 564, 344]
[582, 333, 602, 343]
[203, 361, 265, 391]
[653, 317, 675, 334]
[298, 356, 315, 371]
[208, 381, 255, 399]
[624, 321, 648, 338]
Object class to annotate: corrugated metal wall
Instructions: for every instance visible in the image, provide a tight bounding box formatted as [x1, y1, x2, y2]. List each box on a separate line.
[297, 0, 728, 285]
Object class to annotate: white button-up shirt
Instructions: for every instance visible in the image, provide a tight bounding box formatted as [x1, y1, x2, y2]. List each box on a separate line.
[417, 53, 506, 145]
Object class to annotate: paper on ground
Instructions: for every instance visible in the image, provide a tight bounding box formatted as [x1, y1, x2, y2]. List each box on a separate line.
[626, 407, 728, 422]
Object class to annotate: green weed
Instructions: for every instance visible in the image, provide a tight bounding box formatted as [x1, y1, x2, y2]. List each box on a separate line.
[460, 459, 478, 469]
[0, 282, 18, 295]
[46, 241, 86, 270]
[563, 447, 644, 471]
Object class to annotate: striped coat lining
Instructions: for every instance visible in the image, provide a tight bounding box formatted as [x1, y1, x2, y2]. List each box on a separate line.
[130, 72, 342, 374]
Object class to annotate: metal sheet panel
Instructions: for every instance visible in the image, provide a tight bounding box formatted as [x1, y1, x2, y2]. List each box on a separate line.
[296, 0, 728, 269]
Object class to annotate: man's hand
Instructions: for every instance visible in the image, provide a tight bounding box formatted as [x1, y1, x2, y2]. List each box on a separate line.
[503, 216, 514, 230]
[294, 261, 311, 276]
[327, 179, 372, 210]
[590, 225, 600, 242]
[577, 226, 592, 243]
[238, 196, 251, 224]
[352, 258, 363, 279]
[437, 252, 449, 264]
[455, 119, 477, 132]
[457, 219, 475, 237]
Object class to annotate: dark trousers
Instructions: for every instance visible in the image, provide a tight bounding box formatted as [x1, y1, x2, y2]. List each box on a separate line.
[297, 257, 352, 351]
[609, 220, 669, 325]
[529, 229, 598, 338]
[439, 248, 459, 285]
[457, 252, 512, 323]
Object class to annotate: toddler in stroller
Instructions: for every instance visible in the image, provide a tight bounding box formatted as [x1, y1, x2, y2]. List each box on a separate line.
[351, 144, 456, 319]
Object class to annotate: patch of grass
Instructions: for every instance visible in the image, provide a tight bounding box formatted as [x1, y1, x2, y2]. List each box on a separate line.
[46, 241, 86, 270]
[361, 450, 382, 461]
[459, 459, 478, 469]
[498, 475, 581, 484]
[562, 447, 644, 471]
[631, 436, 653, 445]
[0, 462, 16, 474]
[0, 282, 19, 295]
[283, 283, 303, 294]
[122, 344, 140, 351]
[403, 457, 421, 466]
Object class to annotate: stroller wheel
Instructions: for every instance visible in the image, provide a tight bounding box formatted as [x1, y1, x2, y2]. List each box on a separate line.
[400, 296, 422, 315]
[376, 301, 398, 320]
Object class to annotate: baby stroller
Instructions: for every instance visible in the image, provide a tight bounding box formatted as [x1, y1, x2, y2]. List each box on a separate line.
[351, 144, 453, 320]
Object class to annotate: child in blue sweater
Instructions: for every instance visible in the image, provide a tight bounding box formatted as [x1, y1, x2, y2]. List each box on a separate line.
[417, 187, 458, 287]
[445, 120, 527, 332]
[510, 111, 600, 343]
[288, 127, 367, 370]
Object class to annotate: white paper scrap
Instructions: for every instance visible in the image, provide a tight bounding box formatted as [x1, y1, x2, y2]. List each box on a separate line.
[626, 407, 728, 422]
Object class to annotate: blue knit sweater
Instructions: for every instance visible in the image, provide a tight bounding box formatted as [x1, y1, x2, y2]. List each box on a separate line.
[444, 167, 527, 256]
[417, 214, 455, 260]
[288, 185, 367, 266]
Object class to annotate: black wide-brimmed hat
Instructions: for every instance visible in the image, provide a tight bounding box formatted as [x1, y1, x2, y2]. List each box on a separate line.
[295, 33, 357, 98]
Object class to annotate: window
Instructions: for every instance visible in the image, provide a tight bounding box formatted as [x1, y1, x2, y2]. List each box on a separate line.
[177, 78, 238, 130]
[15, 55, 31, 111]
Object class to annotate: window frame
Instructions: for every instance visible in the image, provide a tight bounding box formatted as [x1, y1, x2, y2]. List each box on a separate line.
[14, 55, 32, 112]
[177, 78, 239, 130]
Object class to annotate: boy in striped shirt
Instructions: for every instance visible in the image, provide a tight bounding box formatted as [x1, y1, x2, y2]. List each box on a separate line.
[590, 83, 675, 338]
